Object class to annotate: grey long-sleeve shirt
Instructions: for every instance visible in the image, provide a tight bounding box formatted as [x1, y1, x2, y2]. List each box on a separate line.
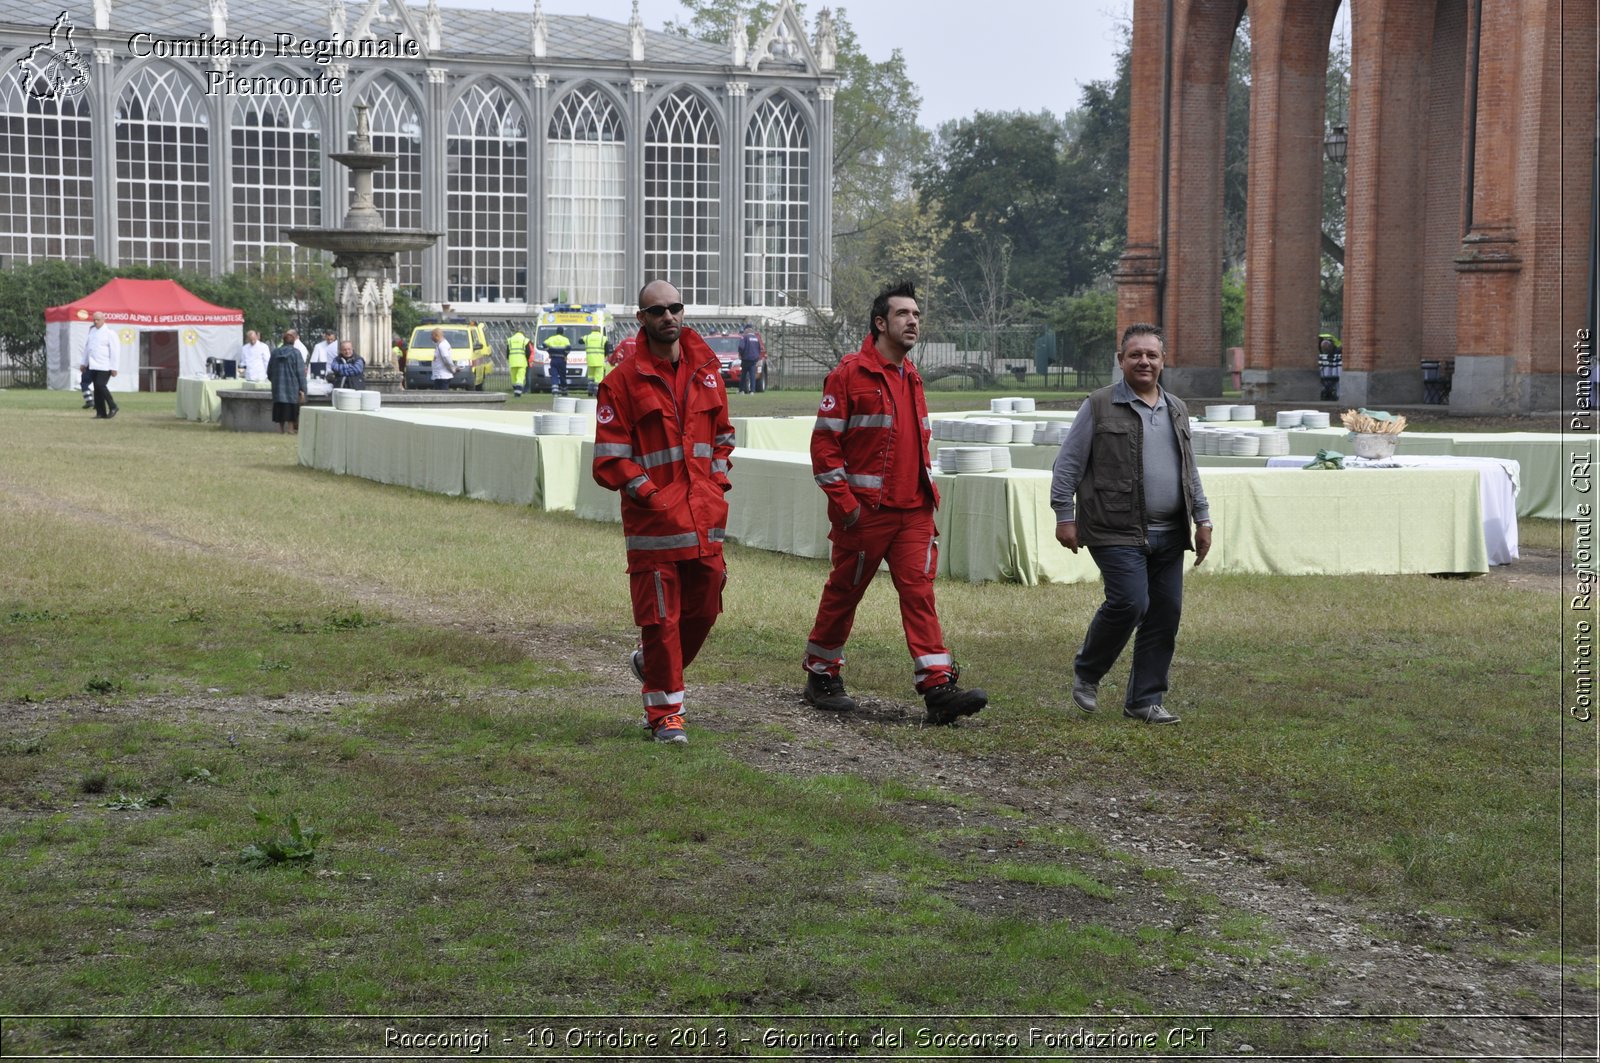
[1050, 380, 1211, 530]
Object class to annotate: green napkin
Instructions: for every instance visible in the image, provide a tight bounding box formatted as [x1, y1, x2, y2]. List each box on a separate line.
[1303, 449, 1345, 470]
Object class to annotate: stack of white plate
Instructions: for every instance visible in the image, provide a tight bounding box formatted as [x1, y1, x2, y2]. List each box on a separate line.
[1275, 410, 1303, 428]
[1191, 428, 1215, 455]
[1039, 421, 1071, 446]
[936, 448, 959, 474]
[988, 446, 1012, 471]
[533, 413, 569, 434]
[551, 395, 577, 414]
[575, 397, 597, 415]
[1256, 429, 1291, 456]
[331, 389, 362, 411]
[954, 447, 993, 474]
[982, 420, 1012, 444]
[568, 414, 590, 434]
[359, 390, 382, 411]
[1013, 397, 1036, 412]
[1230, 433, 1261, 457]
[1010, 421, 1034, 443]
[1231, 404, 1256, 421]
[1302, 410, 1330, 428]
[990, 398, 1016, 413]
[1204, 404, 1233, 421]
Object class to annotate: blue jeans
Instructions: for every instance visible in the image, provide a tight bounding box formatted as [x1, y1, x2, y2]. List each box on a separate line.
[1076, 526, 1186, 710]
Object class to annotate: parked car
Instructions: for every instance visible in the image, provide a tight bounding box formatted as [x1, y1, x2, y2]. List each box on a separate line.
[702, 332, 767, 392]
[405, 323, 493, 390]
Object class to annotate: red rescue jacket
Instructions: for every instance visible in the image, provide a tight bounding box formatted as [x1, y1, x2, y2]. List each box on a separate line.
[810, 335, 939, 523]
[592, 329, 734, 569]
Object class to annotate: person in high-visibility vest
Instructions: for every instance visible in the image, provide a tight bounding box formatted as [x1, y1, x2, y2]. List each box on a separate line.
[507, 328, 530, 397]
[543, 330, 572, 395]
[584, 326, 608, 394]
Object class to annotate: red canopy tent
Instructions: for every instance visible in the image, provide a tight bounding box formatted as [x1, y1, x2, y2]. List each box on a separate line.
[45, 279, 244, 392]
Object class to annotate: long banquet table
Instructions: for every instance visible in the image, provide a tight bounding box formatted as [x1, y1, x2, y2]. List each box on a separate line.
[175, 377, 269, 422]
[304, 408, 1492, 584]
[300, 407, 590, 510]
[1264, 454, 1519, 565]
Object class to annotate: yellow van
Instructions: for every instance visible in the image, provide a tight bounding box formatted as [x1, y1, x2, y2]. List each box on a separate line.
[406, 323, 493, 390]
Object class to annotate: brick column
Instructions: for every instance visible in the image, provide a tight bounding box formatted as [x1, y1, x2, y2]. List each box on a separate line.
[1240, 0, 1341, 401]
[1342, 0, 1436, 406]
[1114, 0, 1169, 348]
[1158, 0, 1237, 396]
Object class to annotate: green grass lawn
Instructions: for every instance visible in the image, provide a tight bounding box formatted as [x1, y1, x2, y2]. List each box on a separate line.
[0, 388, 1584, 1057]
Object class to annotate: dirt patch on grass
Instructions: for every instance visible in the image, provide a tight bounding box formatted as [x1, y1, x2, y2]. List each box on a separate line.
[5, 479, 1591, 1057]
[691, 690, 1590, 1056]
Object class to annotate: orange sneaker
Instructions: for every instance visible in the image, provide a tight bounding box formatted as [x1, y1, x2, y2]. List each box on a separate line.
[652, 713, 688, 744]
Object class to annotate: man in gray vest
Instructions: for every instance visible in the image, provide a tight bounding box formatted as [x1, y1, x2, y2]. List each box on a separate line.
[1050, 323, 1213, 725]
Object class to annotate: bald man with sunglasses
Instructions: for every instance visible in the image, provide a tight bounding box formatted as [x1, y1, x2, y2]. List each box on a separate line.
[592, 282, 735, 745]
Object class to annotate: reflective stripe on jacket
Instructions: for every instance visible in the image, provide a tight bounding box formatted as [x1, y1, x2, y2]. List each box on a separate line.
[810, 335, 939, 523]
[592, 328, 735, 569]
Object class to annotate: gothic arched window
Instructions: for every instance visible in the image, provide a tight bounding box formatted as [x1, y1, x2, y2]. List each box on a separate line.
[644, 89, 720, 306]
[447, 82, 528, 304]
[355, 80, 423, 297]
[116, 65, 210, 270]
[231, 92, 322, 272]
[744, 94, 810, 306]
[545, 87, 624, 306]
[0, 73, 93, 263]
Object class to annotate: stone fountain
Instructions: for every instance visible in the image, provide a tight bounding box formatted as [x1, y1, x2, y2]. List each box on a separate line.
[285, 102, 440, 391]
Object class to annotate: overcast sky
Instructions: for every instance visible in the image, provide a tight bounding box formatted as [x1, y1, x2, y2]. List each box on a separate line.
[450, 0, 1134, 130]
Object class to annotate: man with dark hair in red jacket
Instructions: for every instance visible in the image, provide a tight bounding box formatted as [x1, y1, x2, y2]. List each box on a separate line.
[802, 280, 987, 726]
[592, 280, 735, 745]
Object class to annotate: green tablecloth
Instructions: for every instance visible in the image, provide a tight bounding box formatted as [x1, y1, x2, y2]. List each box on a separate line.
[299, 408, 588, 511]
[930, 438, 1060, 471]
[1194, 454, 1273, 468]
[731, 416, 818, 453]
[1281, 427, 1591, 517]
[1284, 427, 1458, 458]
[307, 410, 1491, 583]
[932, 466, 1486, 585]
[1448, 433, 1593, 521]
[575, 441, 621, 524]
[1200, 466, 1486, 576]
[176, 377, 268, 422]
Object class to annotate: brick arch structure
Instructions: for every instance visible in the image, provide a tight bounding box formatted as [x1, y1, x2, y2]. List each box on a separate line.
[1119, 0, 1596, 412]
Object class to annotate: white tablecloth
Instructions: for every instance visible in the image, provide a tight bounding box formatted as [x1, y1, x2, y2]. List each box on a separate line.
[1266, 454, 1520, 566]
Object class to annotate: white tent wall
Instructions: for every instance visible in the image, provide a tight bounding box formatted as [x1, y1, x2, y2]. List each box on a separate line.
[47, 321, 243, 392]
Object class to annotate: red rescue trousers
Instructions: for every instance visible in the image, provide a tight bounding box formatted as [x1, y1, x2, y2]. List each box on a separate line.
[630, 555, 725, 727]
[804, 505, 954, 693]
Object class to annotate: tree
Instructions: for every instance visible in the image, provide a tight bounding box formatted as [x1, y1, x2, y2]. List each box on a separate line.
[664, 0, 929, 316]
[1059, 37, 1133, 291]
[1320, 28, 1350, 330]
[1223, 15, 1251, 273]
[0, 260, 111, 386]
[918, 110, 1075, 313]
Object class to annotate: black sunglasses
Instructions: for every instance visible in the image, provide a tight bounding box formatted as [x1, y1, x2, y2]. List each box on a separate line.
[640, 303, 685, 317]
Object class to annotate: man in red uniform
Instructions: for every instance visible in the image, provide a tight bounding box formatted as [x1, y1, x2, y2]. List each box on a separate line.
[592, 280, 734, 744]
[803, 281, 987, 726]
